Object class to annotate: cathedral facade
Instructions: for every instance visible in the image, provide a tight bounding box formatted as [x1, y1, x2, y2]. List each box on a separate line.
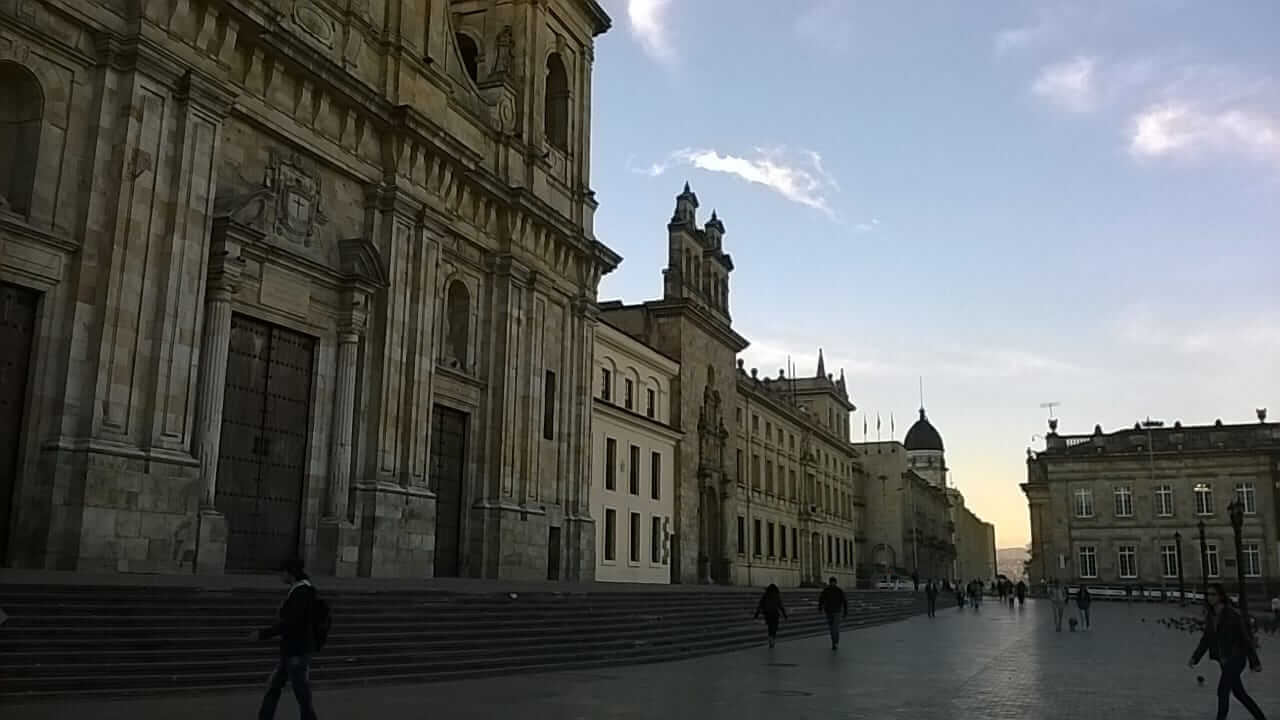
[0, 0, 617, 580]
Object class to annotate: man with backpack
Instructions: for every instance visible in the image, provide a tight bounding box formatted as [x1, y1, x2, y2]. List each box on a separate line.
[251, 557, 329, 720]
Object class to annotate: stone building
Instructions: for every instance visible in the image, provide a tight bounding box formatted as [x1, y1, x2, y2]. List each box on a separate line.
[1024, 416, 1279, 593]
[599, 187, 861, 586]
[854, 440, 953, 582]
[0, 0, 620, 580]
[952, 492, 996, 583]
[590, 320, 680, 583]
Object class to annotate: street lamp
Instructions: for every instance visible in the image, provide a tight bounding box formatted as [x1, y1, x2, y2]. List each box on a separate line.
[1197, 519, 1209, 604]
[1228, 497, 1250, 629]
[1174, 531, 1185, 606]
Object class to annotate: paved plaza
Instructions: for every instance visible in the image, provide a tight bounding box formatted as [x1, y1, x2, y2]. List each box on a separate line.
[4, 600, 1276, 719]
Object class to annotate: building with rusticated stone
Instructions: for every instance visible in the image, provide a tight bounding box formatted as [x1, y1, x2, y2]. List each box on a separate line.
[0, 0, 619, 580]
[854, 440, 953, 582]
[1024, 416, 1279, 593]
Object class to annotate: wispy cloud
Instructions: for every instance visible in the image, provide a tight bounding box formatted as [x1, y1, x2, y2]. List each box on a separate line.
[795, 0, 853, 55]
[627, 0, 676, 64]
[1031, 56, 1098, 112]
[639, 147, 841, 218]
[854, 218, 881, 233]
[1116, 304, 1280, 354]
[1129, 101, 1280, 165]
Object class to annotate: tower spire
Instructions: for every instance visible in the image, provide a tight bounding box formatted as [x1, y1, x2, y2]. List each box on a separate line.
[816, 348, 826, 378]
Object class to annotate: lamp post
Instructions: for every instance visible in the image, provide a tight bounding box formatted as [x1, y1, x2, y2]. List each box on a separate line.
[1228, 497, 1250, 629]
[1197, 519, 1209, 603]
[1174, 531, 1186, 606]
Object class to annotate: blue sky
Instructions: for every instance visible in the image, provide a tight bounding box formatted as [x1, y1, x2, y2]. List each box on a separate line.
[588, 0, 1280, 547]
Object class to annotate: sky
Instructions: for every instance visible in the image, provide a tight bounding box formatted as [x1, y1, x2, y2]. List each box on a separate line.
[587, 0, 1280, 549]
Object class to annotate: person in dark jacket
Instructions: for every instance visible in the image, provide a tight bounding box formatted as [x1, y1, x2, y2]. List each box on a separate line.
[1189, 583, 1265, 720]
[925, 579, 938, 618]
[818, 577, 848, 650]
[1075, 585, 1093, 630]
[754, 584, 788, 648]
[1015, 580, 1027, 606]
[252, 557, 320, 720]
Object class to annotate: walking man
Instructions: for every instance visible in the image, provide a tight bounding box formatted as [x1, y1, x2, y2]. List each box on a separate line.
[252, 558, 321, 720]
[1189, 583, 1266, 720]
[1016, 580, 1027, 606]
[1048, 580, 1067, 632]
[925, 579, 938, 618]
[818, 577, 848, 650]
[1076, 584, 1093, 630]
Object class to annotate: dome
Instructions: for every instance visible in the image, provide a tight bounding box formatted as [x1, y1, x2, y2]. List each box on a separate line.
[904, 408, 944, 452]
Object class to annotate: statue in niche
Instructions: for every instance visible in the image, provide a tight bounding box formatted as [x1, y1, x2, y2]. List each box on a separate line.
[697, 366, 724, 473]
[488, 26, 514, 81]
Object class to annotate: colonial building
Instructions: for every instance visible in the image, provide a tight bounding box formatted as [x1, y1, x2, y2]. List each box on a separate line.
[854, 440, 953, 582]
[0, 0, 619, 580]
[952, 491, 997, 583]
[599, 187, 861, 586]
[590, 320, 679, 583]
[1023, 416, 1279, 593]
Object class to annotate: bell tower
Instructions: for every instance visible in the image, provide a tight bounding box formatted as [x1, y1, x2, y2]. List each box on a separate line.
[662, 183, 734, 321]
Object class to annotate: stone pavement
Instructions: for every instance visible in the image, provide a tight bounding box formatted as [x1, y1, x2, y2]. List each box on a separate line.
[4, 600, 1276, 719]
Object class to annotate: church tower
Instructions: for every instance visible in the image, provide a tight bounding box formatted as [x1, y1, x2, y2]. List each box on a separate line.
[663, 183, 734, 322]
[904, 408, 947, 488]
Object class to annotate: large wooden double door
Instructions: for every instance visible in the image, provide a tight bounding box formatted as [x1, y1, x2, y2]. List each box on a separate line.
[0, 283, 37, 561]
[216, 315, 315, 572]
[429, 405, 468, 577]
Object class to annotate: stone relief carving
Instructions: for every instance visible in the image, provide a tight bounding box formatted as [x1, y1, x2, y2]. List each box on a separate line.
[211, 150, 329, 249]
[487, 26, 514, 82]
[697, 366, 727, 475]
[293, 3, 336, 48]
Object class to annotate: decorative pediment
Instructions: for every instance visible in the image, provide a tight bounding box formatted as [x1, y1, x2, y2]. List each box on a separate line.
[338, 238, 390, 288]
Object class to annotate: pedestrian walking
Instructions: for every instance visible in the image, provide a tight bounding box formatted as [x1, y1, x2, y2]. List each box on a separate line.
[251, 557, 328, 720]
[912, 571, 920, 593]
[1188, 583, 1266, 720]
[1015, 580, 1027, 606]
[1076, 585, 1092, 630]
[925, 579, 938, 618]
[1270, 595, 1278, 623]
[818, 577, 848, 650]
[956, 584, 965, 609]
[754, 584, 788, 648]
[1048, 580, 1067, 632]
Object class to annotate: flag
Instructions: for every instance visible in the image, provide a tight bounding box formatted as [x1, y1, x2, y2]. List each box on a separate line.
[876, 413, 881, 432]
[863, 415, 868, 440]
[891, 412, 895, 438]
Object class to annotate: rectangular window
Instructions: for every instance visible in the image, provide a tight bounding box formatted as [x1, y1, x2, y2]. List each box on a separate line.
[752, 414, 759, 434]
[1155, 485, 1174, 517]
[753, 455, 761, 489]
[1117, 544, 1137, 579]
[1242, 543, 1261, 577]
[1114, 486, 1133, 517]
[791, 527, 798, 558]
[629, 445, 640, 495]
[789, 434, 795, 452]
[605, 438, 617, 491]
[789, 470, 797, 500]
[1195, 483, 1214, 516]
[753, 519, 762, 557]
[736, 449, 745, 486]
[737, 516, 746, 555]
[629, 512, 641, 563]
[624, 379, 634, 410]
[1206, 543, 1220, 577]
[780, 524, 788, 559]
[1078, 545, 1097, 578]
[604, 509, 616, 561]
[826, 535, 833, 564]
[646, 388, 656, 419]
[1235, 482, 1257, 514]
[765, 421, 772, 440]
[767, 522, 776, 557]
[650, 451, 661, 500]
[651, 516, 662, 564]
[600, 368, 611, 401]
[765, 460, 774, 494]
[542, 370, 556, 441]
[1074, 488, 1094, 518]
[1161, 543, 1179, 578]
[736, 407, 743, 426]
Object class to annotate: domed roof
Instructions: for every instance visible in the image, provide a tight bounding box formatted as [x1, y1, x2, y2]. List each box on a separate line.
[904, 408, 944, 452]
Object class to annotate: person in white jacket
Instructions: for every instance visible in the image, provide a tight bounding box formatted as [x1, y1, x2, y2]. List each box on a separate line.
[1048, 580, 1068, 632]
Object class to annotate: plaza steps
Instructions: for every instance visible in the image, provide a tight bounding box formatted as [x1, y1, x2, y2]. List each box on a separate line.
[0, 582, 934, 700]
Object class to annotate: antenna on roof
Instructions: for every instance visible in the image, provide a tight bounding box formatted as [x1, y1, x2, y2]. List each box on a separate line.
[1039, 401, 1061, 419]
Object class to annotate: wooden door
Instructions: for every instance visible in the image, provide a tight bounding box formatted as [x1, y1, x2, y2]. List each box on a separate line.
[0, 284, 37, 561]
[430, 405, 468, 577]
[216, 315, 314, 572]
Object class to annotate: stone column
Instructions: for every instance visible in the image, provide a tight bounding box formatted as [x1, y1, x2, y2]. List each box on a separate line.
[192, 229, 243, 573]
[326, 292, 367, 520]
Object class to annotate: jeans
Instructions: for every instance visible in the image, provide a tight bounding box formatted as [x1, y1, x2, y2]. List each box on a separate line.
[825, 613, 842, 647]
[1217, 656, 1266, 720]
[926, 596, 937, 617]
[259, 655, 318, 720]
[1052, 605, 1065, 631]
[1077, 606, 1091, 629]
[764, 613, 780, 638]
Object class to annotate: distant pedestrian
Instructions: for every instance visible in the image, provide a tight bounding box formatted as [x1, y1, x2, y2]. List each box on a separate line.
[1137, 583, 1145, 603]
[956, 584, 965, 609]
[1016, 580, 1027, 606]
[818, 577, 848, 650]
[1188, 583, 1265, 720]
[251, 557, 326, 720]
[1048, 580, 1067, 632]
[925, 579, 938, 618]
[1076, 585, 1092, 630]
[1270, 595, 1278, 623]
[912, 572, 920, 593]
[1125, 585, 1133, 603]
[755, 584, 788, 648]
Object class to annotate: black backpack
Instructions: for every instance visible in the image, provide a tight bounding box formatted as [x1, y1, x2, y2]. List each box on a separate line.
[311, 593, 332, 651]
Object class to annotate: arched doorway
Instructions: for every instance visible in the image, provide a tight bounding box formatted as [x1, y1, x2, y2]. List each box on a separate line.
[700, 484, 721, 583]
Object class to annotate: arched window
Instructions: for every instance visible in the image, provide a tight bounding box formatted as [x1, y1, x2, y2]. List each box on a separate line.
[544, 53, 569, 150]
[445, 280, 470, 369]
[0, 63, 43, 216]
[456, 33, 480, 84]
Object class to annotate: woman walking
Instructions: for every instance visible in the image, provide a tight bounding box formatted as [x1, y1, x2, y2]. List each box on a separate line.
[1188, 583, 1266, 720]
[1048, 580, 1067, 632]
[754, 584, 788, 649]
[1076, 585, 1092, 630]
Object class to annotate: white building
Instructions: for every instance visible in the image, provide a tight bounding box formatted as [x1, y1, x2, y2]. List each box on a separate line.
[591, 322, 681, 583]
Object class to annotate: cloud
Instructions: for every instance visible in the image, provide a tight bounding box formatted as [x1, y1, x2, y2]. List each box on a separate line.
[995, 23, 1047, 55]
[627, 0, 676, 64]
[1031, 56, 1098, 112]
[854, 218, 880, 233]
[795, 0, 853, 55]
[1130, 103, 1280, 163]
[639, 147, 841, 217]
[1116, 305, 1280, 354]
